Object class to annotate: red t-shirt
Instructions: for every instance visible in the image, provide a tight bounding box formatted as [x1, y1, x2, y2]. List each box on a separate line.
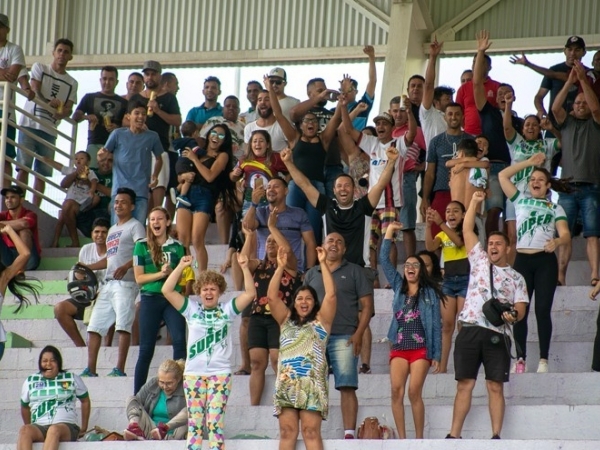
[0, 207, 41, 254]
[456, 78, 501, 135]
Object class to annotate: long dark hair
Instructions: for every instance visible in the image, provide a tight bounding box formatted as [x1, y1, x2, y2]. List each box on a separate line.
[2, 262, 41, 312]
[38, 345, 65, 373]
[206, 123, 239, 210]
[531, 167, 572, 194]
[401, 255, 446, 307]
[416, 250, 443, 283]
[289, 285, 321, 326]
[446, 200, 466, 240]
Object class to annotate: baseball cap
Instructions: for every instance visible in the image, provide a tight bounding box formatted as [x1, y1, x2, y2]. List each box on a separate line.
[0, 14, 9, 28]
[268, 67, 287, 81]
[142, 60, 162, 73]
[1, 185, 25, 197]
[373, 112, 394, 126]
[565, 36, 585, 49]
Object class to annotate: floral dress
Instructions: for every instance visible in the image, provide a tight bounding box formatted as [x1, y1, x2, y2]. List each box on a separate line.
[273, 319, 329, 419]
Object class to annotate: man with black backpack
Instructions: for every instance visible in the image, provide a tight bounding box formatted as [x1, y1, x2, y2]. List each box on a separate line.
[447, 191, 528, 440]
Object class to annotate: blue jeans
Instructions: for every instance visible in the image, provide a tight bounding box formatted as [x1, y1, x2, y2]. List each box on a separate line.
[110, 196, 148, 226]
[17, 128, 56, 176]
[0, 341, 4, 362]
[558, 184, 600, 237]
[133, 293, 187, 394]
[287, 179, 325, 244]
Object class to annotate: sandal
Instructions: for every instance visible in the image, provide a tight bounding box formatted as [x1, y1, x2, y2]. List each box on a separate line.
[591, 278, 599, 287]
[234, 369, 250, 375]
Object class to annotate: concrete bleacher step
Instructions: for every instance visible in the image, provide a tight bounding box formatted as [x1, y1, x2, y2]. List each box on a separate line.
[1, 441, 599, 450]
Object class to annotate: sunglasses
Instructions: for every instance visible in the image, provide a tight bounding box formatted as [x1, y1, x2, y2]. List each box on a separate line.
[302, 118, 318, 124]
[404, 262, 421, 269]
[209, 130, 226, 139]
[270, 79, 284, 85]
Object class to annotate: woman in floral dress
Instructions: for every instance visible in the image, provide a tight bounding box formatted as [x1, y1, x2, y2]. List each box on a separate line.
[267, 246, 336, 450]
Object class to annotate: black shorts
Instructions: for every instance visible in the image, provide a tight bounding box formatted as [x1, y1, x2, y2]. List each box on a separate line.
[241, 302, 253, 318]
[248, 314, 280, 350]
[453, 325, 511, 383]
[65, 298, 87, 321]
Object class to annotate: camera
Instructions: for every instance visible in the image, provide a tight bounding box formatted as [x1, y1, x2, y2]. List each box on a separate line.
[482, 297, 516, 326]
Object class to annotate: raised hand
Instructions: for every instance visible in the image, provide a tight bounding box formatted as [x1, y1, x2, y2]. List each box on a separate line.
[504, 91, 515, 105]
[268, 207, 279, 229]
[572, 60, 587, 81]
[387, 221, 404, 233]
[429, 37, 443, 57]
[263, 75, 272, 90]
[426, 208, 443, 226]
[280, 147, 292, 164]
[179, 255, 194, 268]
[385, 146, 399, 161]
[276, 246, 288, 267]
[509, 53, 529, 66]
[363, 45, 375, 58]
[471, 190, 486, 205]
[476, 29, 492, 52]
[316, 246, 326, 264]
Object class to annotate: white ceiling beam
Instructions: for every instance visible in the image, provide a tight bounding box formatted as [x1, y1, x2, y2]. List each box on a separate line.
[412, 0, 435, 31]
[422, 34, 600, 55]
[25, 45, 389, 69]
[342, 0, 390, 31]
[432, 0, 502, 42]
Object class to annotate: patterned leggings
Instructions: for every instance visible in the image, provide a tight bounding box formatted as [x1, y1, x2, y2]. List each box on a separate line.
[183, 374, 232, 450]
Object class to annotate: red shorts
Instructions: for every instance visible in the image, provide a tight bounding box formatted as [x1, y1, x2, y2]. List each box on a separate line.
[389, 348, 430, 365]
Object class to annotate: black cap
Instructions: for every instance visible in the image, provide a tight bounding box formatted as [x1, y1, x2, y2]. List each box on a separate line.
[565, 36, 585, 49]
[1, 185, 24, 197]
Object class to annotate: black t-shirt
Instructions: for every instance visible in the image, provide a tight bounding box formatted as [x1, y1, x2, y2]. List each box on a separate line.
[541, 62, 579, 115]
[316, 194, 374, 266]
[76, 93, 128, 145]
[131, 93, 181, 151]
[479, 102, 522, 164]
[308, 106, 341, 167]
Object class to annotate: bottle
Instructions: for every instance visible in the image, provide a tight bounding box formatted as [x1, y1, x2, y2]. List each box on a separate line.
[56, 100, 64, 115]
[147, 91, 156, 117]
[103, 114, 112, 128]
[400, 94, 407, 111]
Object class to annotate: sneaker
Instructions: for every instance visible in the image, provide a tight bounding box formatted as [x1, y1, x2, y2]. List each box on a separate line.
[537, 360, 549, 373]
[80, 367, 98, 377]
[359, 363, 371, 374]
[511, 358, 526, 374]
[169, 188, 177, 205]
[344, 433, 355, 439]
[491, 434, 501, 439]
[107, 367, 127, 377]
[124, 423, 145, 441]
[176, 195, 191, 207]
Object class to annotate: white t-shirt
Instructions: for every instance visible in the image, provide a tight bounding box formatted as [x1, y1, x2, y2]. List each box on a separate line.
[0, 41, 27, 118]
[105, 218, 145, 282]
[78, 242, 107, 284]
[21, 371, 88, 426]
[419, 104, 446, 151]
[60, 167, 99, 207]
[19, 62, 78, 136]
[358, 134, 408, 209]
[278, 95, 300, 121]
[458, 243, 529, 333]
[511, 191, 567, 250]
[508, 134, 558, 195]
[179, 297, 240, 376]
[244, 120, 288, 152]
[469, 156, 489, 188]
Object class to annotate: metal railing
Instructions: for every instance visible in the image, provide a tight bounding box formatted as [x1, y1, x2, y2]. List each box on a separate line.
[0, 81, 78, 212]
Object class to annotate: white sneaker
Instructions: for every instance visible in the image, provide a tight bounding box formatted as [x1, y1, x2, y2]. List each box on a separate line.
[169, 188, 177, 205]
[511, 358, 526, 374]
[537, 360, 549, 373]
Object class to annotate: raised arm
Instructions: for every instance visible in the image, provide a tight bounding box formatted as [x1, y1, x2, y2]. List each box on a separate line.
[264, 76, 298, 144]
[280, 148, 320, 207]
[267, 207, 298, 273]
[551, 69, 578, 126]
[534, 87, 550, 118]
[363, 45, 377, 98]
[290, 88, 337, 123]
[574, 60, 600, 124]
[314, 247, 337, 330]
[463, 191, 485, 252]
[426, 207, 464, 247]
[503, 91, 517, 141]
[367, 146, 399, 208]
[424, 209, 442, 251]
[161, 256, 192, 311]
[339, 91, 362, 143]
[267, 248, 294, 325]
[509, 53, 568, 81]
[498, 152, 546, 199]
[233, 253, 258, 312]
[379, 221, 403, 291]
[473, 30, 492, 111]
[422, 38, 443, 110]
[242, 185, 266, 230]
[320, 103, 342, 150]
[403, 96, 417, 146]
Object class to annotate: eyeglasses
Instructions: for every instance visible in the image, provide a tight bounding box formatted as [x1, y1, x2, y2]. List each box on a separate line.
[158, 379, 177, 388]
[209, 130, 226, 139]
[270, 79, 284, 85]
[404, 262, 421, 269]
[302, 118, 318, 124]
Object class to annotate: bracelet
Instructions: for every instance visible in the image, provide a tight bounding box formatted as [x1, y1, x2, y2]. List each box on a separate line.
[251, 202, 259, 208]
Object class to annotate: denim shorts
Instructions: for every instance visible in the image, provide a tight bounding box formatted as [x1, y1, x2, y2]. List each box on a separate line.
[486, 162, 508, 211]
[558, 184, 600, 238]
[17, 127, 56, 177]
[326, 334, 358, 390]
[504, 198, 516, 221]
[399, 171, 417, 230]
[177, 184, 215, 215]
[442, 274, 469, 298]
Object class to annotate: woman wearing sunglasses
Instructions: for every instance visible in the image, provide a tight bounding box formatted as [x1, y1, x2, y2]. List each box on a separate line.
[264, 75, 342, 244]
[175, 124, 237, 270]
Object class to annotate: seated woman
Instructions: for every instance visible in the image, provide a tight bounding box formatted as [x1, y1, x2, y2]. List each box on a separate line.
[18, 346, 91, 449]
[124, 359, 187, 440]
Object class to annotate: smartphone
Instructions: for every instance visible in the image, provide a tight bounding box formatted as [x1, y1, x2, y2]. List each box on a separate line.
[254, 177, 264, 189]
[328, 91, 340, 101]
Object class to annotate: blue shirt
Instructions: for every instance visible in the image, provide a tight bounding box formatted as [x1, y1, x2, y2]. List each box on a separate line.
[104, 128, 164, 198]
[186, 103, 223, 125]
[347, 92, 374, 131]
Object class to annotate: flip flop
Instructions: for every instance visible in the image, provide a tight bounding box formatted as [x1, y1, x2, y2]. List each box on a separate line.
[592, 278, 599, 287]
[234, 369, 250, 375]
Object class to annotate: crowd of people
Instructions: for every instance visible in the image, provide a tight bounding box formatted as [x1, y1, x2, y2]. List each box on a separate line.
[2, 10, 600, 447]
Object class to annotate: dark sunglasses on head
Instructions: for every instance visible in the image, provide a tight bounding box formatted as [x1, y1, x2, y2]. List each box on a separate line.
[210, 130, 226, 139]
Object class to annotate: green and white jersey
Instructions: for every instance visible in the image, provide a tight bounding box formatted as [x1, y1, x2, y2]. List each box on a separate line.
[21, 372, 89, 426]
[511, 191, 567, 250]
[469, 157, 489, 188]
[179, 297, 240, 376]
[133, 238, 185, 294]
[508, 134, 558, 195]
